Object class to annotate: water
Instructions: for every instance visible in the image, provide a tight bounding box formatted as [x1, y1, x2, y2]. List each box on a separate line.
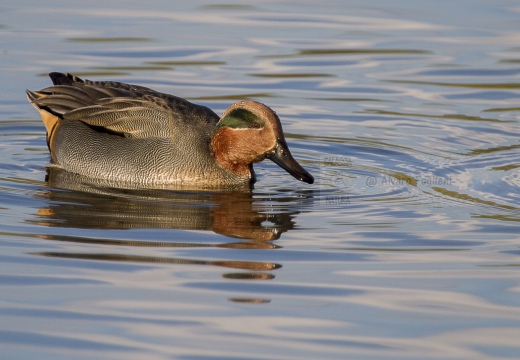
[2, 1, 520, 359]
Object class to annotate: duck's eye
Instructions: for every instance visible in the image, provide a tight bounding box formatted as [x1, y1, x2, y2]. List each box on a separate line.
[251, 122, 260, 128]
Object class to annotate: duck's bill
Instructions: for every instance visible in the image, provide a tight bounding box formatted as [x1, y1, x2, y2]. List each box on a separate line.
[267, 141, 314, 184]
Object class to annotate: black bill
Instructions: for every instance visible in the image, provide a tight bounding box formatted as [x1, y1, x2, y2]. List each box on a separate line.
[267, 140, 314, 184]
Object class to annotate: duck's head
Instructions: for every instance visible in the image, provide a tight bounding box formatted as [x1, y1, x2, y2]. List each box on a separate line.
[211, 101, 314, 184]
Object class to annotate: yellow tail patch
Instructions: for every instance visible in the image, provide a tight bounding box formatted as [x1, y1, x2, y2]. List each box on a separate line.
[38, 108, 59, 144]
[26, 90, 60, 146]
[38, 108, 58, 134]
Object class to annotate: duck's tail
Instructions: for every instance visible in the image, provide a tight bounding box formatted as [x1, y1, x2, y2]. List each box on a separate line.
[25, 89, 60, 148]
[26, 73, 91, 133]
[49, 72, 83, 86]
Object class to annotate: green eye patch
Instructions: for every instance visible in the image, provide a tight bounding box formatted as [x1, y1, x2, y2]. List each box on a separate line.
[217, 108, 265, 130]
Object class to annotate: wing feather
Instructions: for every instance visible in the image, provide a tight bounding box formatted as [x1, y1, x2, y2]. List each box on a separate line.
[29, 72, 221, 140]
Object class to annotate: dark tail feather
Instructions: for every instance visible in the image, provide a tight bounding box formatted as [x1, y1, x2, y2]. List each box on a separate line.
[49, 72, 84, 86]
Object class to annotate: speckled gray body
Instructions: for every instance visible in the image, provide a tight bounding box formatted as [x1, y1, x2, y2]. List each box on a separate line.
[30, 74, 250, 187]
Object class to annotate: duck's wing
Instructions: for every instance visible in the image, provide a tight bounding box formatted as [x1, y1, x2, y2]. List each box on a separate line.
[27, 72, 220, 140]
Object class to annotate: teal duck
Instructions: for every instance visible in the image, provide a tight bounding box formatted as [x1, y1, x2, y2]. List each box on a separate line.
[26, 72, 314, 187]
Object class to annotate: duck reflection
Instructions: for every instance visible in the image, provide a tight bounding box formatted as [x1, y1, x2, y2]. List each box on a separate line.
[32, 168, 313, 283]
[36, 167, 304, 241]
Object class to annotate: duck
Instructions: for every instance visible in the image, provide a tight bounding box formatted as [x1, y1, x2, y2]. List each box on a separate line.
[26, 72, 314, 188]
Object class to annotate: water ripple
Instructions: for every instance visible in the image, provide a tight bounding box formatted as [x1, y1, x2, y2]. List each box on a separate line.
[3, 1, 520, 359]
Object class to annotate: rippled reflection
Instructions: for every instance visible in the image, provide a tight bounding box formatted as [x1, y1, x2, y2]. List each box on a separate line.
[33, 168, 306, 241]
[27, 167, 315, 277]
[33, 252, 281, 272]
